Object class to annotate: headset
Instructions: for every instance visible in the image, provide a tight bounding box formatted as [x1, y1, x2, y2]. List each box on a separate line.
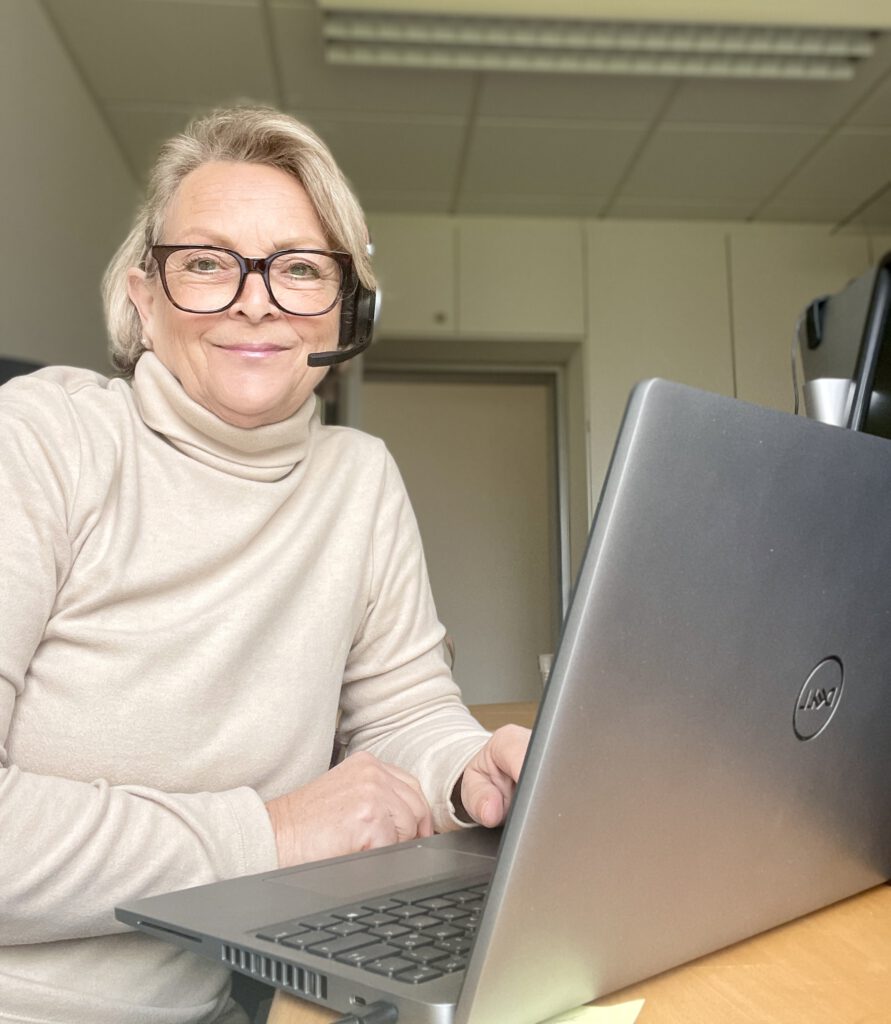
[307, 265, 377, 368]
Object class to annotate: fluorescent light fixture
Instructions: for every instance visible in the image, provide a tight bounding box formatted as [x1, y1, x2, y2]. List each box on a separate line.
[321, 11, 878, 80]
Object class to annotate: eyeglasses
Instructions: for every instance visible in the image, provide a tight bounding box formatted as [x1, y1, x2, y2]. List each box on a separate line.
[150, 245, 353, 316]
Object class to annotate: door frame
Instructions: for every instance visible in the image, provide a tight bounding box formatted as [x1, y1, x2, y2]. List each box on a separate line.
[354, 344, 587, 624]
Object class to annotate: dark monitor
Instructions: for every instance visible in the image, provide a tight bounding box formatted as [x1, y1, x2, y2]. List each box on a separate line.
[847, 260, 891, 438]
[0, 356, 43, 386]
[798, 251, 891, 438]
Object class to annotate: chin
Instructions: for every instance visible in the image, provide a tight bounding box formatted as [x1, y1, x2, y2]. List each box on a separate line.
[205, 380, 304, 427]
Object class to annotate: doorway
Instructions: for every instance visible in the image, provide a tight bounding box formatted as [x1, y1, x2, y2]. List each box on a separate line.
[361, 370, 560, 704]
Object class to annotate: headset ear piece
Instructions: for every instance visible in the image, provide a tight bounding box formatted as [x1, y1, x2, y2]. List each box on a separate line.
[307, 276, 376, 368]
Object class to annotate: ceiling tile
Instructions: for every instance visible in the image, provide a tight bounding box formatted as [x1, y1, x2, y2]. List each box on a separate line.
[620, 124, 824, 202]
[269, 5, 475, 114]
[44, 0, 276, 105]
[752, 198, 863, 223]
[477, 72, 674, 121]
[762, 128, 891, 206]
[847, 76, 891, 127]
[665, 79, 868, 128]
[461, 120, 645, 196]
[298, 113, 465, 197]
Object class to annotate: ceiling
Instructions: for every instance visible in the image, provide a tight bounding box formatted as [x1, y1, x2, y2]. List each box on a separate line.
[40, 0, 891, 230]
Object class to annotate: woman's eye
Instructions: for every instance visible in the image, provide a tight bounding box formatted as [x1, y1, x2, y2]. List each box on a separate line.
[286, 261, 319, 279]
[185, 257, 222, 273]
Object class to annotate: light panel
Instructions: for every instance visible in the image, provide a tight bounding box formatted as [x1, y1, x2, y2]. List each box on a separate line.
[321, 11, 879, 80]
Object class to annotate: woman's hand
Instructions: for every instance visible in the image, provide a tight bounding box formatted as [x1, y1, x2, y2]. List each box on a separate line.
[264, 752, 433, 868]
[458, 724, 531, 827]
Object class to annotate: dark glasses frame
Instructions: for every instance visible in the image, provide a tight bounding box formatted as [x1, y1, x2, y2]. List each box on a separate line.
[150, 244, 354, 316]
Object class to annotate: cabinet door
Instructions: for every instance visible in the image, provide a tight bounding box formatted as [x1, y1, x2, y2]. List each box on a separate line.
[458, 218, 585, 339]
[366, 215, 456, 337]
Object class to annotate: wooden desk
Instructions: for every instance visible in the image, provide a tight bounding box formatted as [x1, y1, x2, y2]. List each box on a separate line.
[467, 701, 539, 732]
[267, 703, 891, 1022]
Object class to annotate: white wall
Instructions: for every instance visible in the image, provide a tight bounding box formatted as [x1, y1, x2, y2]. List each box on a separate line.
[0, 0, 137, 372]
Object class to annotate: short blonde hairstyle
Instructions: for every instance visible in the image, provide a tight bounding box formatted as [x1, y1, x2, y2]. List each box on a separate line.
[103, 106, 375, 376]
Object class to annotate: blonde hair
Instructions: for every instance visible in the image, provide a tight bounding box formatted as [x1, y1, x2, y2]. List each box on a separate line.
[103, 106, 375, 376]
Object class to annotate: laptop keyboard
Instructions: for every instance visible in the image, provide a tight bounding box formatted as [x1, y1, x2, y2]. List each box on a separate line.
[254, 877, 489, 985]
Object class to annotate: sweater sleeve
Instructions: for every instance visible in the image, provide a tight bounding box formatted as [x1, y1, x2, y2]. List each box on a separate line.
[337, 449, 491, 832]
[0, 379, 277, 945]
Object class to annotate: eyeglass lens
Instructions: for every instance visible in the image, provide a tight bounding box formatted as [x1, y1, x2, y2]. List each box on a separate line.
[162, 248, 343, 315]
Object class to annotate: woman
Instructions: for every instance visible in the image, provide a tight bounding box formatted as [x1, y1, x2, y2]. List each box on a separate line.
[0, 107, 528, 1024]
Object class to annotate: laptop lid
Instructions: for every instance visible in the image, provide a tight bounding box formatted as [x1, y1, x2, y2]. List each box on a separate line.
[456, 377, 891, 1023]
[118, 379, 891, 1024]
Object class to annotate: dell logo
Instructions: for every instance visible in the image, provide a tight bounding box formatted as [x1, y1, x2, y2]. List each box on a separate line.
[793, 657, 844, 741]
[798, 687, 838, 712]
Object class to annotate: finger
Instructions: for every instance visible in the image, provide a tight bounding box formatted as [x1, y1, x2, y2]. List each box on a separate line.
[489, 724, 531, 783]
[459, 726, 531, 827]
[460, 773, 512, 828]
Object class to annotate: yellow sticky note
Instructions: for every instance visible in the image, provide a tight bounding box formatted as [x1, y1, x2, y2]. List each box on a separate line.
[539, 999, 645, 1024]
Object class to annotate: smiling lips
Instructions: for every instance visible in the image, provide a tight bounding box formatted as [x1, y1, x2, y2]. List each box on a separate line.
[216, 343, 289, 356]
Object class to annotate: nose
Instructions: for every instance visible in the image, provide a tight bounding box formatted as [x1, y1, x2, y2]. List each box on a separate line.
[230, 268, 279, 322]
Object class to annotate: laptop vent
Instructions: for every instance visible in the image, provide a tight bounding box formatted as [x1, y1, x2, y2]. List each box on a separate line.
[221, 944, 328, 999]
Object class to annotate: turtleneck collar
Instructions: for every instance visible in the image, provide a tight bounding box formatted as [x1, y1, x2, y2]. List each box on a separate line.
[132, 352, 318, 482]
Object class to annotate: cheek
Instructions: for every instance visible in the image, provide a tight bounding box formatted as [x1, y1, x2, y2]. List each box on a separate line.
[148, 310, 208, 373]
[298, 307, 341, 350]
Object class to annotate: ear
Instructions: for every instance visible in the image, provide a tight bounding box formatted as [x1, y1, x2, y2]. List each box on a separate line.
[127, 267, 157, 350]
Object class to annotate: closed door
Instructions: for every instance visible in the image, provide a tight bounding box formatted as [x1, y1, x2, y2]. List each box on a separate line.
[362, 374, 557, 704]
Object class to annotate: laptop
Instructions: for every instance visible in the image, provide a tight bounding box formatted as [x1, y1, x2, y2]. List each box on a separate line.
[117, 379, 891, 1024]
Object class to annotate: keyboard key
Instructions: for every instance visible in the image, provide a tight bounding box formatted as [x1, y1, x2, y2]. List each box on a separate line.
[436, 956, 467, 972]
[305, 933, 378, 959]
[332, 904, 367, 921]
[365, 955, 416, 977]
[430, 906, 470, 922]
[370, 922, 411, 940]
[389, 932, 429, 950]
[389, 904, 429, 920]
[422, 923, 463, 940]
[395, 964, 443, 984]
[334, 942, 400, 967]
[362, 898, 405, 913]
[435, 936, 472, 955]
[359, 912, 398, 928]
[400, 914, 439, 930]
[299, 913, 343, 930]
[255, 924, 306, 942]
[443, 889, 481, 904]
[416, 897, 454, 911]
[405, 945, 448, 965]
[328, 921, 366, 937]
[280, 929, 334, 950]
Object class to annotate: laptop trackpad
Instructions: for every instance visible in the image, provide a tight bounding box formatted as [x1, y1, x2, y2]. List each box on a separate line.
[266, 846, 489, 900]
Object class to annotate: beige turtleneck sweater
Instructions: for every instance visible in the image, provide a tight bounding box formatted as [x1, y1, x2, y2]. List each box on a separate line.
[0, 354, 489, 1024]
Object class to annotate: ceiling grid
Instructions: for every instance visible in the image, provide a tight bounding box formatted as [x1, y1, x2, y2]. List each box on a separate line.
[37, 0, 891, 231]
